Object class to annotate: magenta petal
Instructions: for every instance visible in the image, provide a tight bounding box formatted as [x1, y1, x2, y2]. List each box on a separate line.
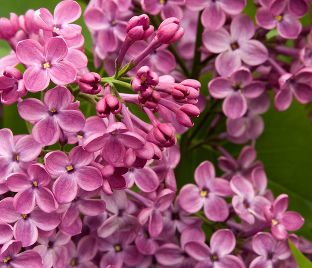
[6, 173, 30, 192]
[18, 98, 48, 122]
[31, 209, 60, 231]
[0, 222, 13, 244]
[271, 224, 288, 240]
[274, 87, 293, 111]
[220, 0, 245, 15]
[77, 236, 97, 262]
[28, 164, 50, 187]
[216, 51, 241, 77]
[14, 219, 38, 247]
[155, 244, 184, 266]
[97, 216, 119, 238]
[24, 67, 50, 92]
[210, 229, 236, 256]
[15, 135, 42, 162]
[118, 132, 145, 149]
[76, 166, 102, 191]
[78, 199, 106, 216]
[53, 175, 78, 203]
[209, 77, 233, 99]
[152, 49, 176, 73]
[83, 8, 105, 30]
[230, 175, 254, 200]
[65, 48, 87, 69]
[149, 210, 163, 238]
[227, 118, 246, 137]
[56, 110, 85, 133]
[0, 128, 14, 157]
[16, 39, 44, 66]
[217, 255, 245, 268]
[293, 83, 312, 103]
[44, 86, 74, 110]
[35, 187, 58, 213]
[277, 15, 302, 39]
[249, 256, 272, 268]
[13, 189, 35, 214]
[194, 160, 215, 189]
[204, 195, 229, 222]
[98, 29, 118, 52]
[239, 40, 268, 66]
[231, 14, 255, 41]
[202, 28, 230, 53]
[48, 61, 76, 85]
[54, 0, 81, 24]
[32, 117, 60, 146]
[0, 198, 20, 223]
[36, 8, 54, 30]
[256, 8, 276, 29]
[44, 151, 68, 177]
[184, 241, 211, 261]
[12, 250, 43, 268]
[244, 81, 265, 99]
[201, 4, 226, 31]
[223, 92, 247, 119]
[252, 232, 275, 256]
[281, 211, 304, 231]
[179, 184, 204, 213]
[45, 37, 68, 63]
[134, 167, 159, 193]
[69, 146, 93, 167]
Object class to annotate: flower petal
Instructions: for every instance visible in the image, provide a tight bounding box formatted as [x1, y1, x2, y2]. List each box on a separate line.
[210, 229, 236, 256]
[179, 184, 204, 213]
[76, 166, 103, 191]
[32, 117, 60, 146]
[45, 37, 68, 63]
[48, 61, 76, 85]
[24, 67, 50, 92]
[204, 195, 229, 222]
[201, 4, 226, 31]
[14, 219, 38, 247]
[223, 92, 247, 119]
[13, 189, 36, 214]
[54, 0, 81, 24]
[18, 98, 48, 122]
[53, 174, 78, 203]
[16, 39, 44, 66]
[202, 28, 230, 53]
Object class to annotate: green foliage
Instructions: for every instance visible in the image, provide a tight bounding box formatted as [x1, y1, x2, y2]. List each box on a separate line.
[289, 240, 312, 267]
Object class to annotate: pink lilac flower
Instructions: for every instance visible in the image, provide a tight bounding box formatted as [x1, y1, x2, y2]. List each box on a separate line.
[155, 227, 205, 267]
[98, 190, 138, 239]
[250, 232, 291, 268]
[230, 175, 271, 224]
[34, 230, 71, 268]
[256, 3, 302, 39]
[0, 13, 19, 41]
[65, 235, 98, 268]
[18, 86, 85, 146]
[0, 128, 42, 182]
[209, 67, 265, 119]
[98, 230, 143, 268]
[0, 197, 60, 247]
[264, 194, 304, 240]
[35, 0, 82, 38]
[0, 240, 43, 268]
[179, 161, 232, 222]
[6, 163, 58, 214]
[202, 14, 268, 77]
[16, 37, 76, 92]
[0, 67, 26, 105]
[186, 0, 246, 31]
[141, 0, 185, 20]
[185, 229, 245, 268]
[44, 146, 103, 203]
[0, 222, 13, 245]
[274, 67, 312, 111]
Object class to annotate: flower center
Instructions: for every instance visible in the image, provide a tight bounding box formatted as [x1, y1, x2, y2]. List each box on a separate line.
[13, 154, 19, 162]
[200, 190, 208, 197]
[53, 26, 60, 31]
[32, 180, 38, 187]
[111, 20, 117, 26]
[141, 75, 147, 84]
[66, 165, 74, 172]
[275, 15, 282, 21]
[272, 219, 278, 225]
[43, 62, 51, 69]
[114, 244, 122, 252]
[71, 258, 78, 266]
[159, 0, 166, 4]
[21, 214, 28, 219]
[211, 254, 218, 262]
[231, 42, 239, 50]
[3, 256, 11, 263]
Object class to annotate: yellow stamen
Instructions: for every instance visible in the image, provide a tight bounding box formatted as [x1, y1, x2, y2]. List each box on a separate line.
[77, 134, 83, 139]
[200, 190, 207, 197]
[111, 131, 116, 135]
[71, 258, 77, 266]
[3, 256, 11, 263]
[21, 214, 27, 219]
[66, 165, 74, 172]
[275, 15, 282, 21]
[33, 181, 38, 187]
[211, 254, 218, 261]
[111, 21, 117, 26]
[231, 43, 238, 50]
[272, 219, 278, 226]
[141, 75, 147, 84]
[114, 245, 121, 252]
[43, 62, 51, 69]
[159, 0, 165, 4]
[15, 155, 19, 161]
[54, 26, 60, 31]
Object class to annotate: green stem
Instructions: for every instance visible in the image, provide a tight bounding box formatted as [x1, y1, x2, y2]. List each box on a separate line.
[191, 11, 204, 79]
[77, 92, 98, 107]
[101, 77, 132, 91]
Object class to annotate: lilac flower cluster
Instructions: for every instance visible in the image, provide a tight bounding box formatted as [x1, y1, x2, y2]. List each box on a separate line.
[0, 0, 310, 267]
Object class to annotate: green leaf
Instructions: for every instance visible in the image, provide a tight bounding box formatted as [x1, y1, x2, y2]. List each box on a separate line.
[289, 240, 312, 267]
[256, 100, 312, 241]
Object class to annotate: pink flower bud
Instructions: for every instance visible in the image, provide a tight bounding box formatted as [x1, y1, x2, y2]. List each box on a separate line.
[152, 123, 176, 147]
[176, 110, 194, 127]
[180, 104, 200, 117]
[126, 14, 154, 40]
[132, 66, 159, 92]
[172, 84, 190, 102]
[181, 79, 201, 103]
[138, 88, 160, 111]
[0, 13, 19, 40]
[157, 17, 184, 44]
[3, 67, 23, 80]
[78, 72, 102, 95]
[96, 94, 122, 118]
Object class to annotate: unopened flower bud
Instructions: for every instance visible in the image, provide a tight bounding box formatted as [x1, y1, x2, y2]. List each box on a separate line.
[152, 123, 176, 147]
[132, 66, 159, 92]
[96, 94, 122, 118]
[78, 72, 102, 94]
[138, 88, 160, 111]
[0, 13, 19, 40]
[172, 84, 190, 102]
[176, 110, 194, 127]
[126, 14, 154, 40]
[180, 79, 201, 103]
[180, 104, 200, 117]
[3, 67, 22, 80]
[157, 17, 184, 44]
